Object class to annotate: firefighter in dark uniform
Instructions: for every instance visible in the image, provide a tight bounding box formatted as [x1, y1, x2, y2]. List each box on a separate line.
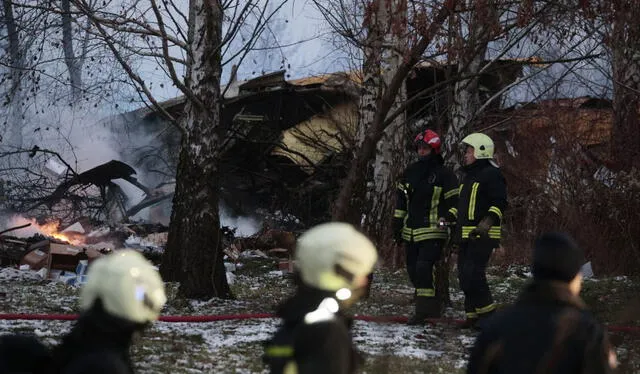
[51, 250, 167, 374]
[467, 232, 618, 374]
[449, 132, 507, 328]
[0, 334, 52, 373]
[393, 129, 459, 324]
[263, 222, 378, 374]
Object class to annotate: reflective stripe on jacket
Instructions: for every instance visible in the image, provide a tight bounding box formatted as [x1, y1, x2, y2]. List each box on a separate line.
[394, 155, 458, 243]
[453, 159, 507, 242]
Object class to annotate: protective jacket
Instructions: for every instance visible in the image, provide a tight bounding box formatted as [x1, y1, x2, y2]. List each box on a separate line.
[0, 334, 52, 373]
[467, 281, 616, 374]
[263, 286, 362, 374]
[452, 159, 507, 245]
[394, 154, 458, 242]
[51, 302, 141, 374]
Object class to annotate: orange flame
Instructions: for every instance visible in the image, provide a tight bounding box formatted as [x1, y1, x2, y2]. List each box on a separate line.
[32, 220, 85, 246]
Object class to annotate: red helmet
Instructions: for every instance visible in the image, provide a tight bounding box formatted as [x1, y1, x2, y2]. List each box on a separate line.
[414, 129, 441, 154]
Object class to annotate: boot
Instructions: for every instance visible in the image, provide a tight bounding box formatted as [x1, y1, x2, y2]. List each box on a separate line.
[406, 313, 426, 325]
[406, 297, 429, 325]
[423, 297, 442, 319]
[459, 312, 478, 329]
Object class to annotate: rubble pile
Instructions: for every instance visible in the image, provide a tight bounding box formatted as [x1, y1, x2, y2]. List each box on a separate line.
[0, 216, 301, 286]
[0, 218, 169, 285]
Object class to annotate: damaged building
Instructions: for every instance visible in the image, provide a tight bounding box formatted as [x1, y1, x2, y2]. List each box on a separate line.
[107, 60, 524, 226]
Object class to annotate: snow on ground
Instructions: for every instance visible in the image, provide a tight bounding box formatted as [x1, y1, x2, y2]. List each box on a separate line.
[0, 317, 472, 373]
[0, 267, 44, 282]
[1, 258, 639, 373]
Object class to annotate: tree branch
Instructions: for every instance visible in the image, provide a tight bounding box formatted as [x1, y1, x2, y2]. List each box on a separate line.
[73, 0, 184, 136]
[150, 0, 198, 104]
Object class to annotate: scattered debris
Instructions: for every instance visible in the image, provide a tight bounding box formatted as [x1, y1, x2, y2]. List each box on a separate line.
[223, 228, 298, 278]
[0, 217, 170, 273]
[20, 240, 105, 279]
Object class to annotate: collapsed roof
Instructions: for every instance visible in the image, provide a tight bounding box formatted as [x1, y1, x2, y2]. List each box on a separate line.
[112, 61, 524, 223]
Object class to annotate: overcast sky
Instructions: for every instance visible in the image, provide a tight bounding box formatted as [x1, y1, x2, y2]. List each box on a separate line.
[228, 0, 345, 81]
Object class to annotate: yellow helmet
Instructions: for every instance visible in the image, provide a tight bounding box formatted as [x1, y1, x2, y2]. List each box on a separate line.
[461, 133, 494, 159]
[80, 249, 167, 324]
[294, 222, 378, 292]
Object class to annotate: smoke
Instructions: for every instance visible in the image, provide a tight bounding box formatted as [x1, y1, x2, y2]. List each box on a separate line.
[219, 203, 262, 237]
[38, 108, 150, 204]
[0, 215, 47, 237]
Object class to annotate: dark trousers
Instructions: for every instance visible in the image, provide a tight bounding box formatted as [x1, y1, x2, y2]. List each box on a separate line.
[457, 238, 495, 317]
[405, 240, 443, 296]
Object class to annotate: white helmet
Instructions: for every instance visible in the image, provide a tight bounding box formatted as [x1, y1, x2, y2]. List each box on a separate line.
[80, 249, 167, 324]
[294, 222, 378, 292]
[461, 132, 495, 159]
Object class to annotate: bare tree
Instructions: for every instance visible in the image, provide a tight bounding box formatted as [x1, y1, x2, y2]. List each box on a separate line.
[0, 0, 141, 166]
[443, 0, 500, 163]
[66, 0, 288, 299]
[329, 0, 456, 225]
[61, 0, 85, 101]
[358, 0, 409, 251]
[313, 0, 606, 307]
[607, 1, 640, 170]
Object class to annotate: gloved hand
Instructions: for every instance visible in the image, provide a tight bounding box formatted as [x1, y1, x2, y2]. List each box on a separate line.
[445, 211, 457, 225]
[437, 217, 448, 230]
[470, 216, 494, 240]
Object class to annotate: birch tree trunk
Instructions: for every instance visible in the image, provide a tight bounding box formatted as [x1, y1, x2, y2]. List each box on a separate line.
[610, 1, 640, 170]
[443, 0, 495, 163]
[2, 0, 24, 148]
[361, 0, 408, 260]
[160, 0, 231, 299]
[332, 0, 454, 227]
[439, 0, 496, 307]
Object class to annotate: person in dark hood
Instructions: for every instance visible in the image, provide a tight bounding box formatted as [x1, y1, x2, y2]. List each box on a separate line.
[0, 334, 52, 374]
[467, 232, 618, 374]
[263, 222, 378, 374]
[448, 132, 507, 328]
[393, 129, 459, 324]
[51, 249, 167, 374]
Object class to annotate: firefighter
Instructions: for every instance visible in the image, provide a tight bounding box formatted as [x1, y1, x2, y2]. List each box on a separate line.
[467, 232, 618, 374]
[0, 334, 52, 373]
[393, 129, 459, 324]
[450, 132, 507, 328]
[263, 222, 378, 374]
[51, 249, 167, 374]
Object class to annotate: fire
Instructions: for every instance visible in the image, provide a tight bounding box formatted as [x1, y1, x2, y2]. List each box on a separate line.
[4, 215, 86, 245]
[37, 221, 80, 245]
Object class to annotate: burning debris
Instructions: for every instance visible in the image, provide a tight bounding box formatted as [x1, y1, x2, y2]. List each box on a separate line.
[0, 218, 107, 282]
[0, 215, 170, 282]
[0, 208, 301, 287]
